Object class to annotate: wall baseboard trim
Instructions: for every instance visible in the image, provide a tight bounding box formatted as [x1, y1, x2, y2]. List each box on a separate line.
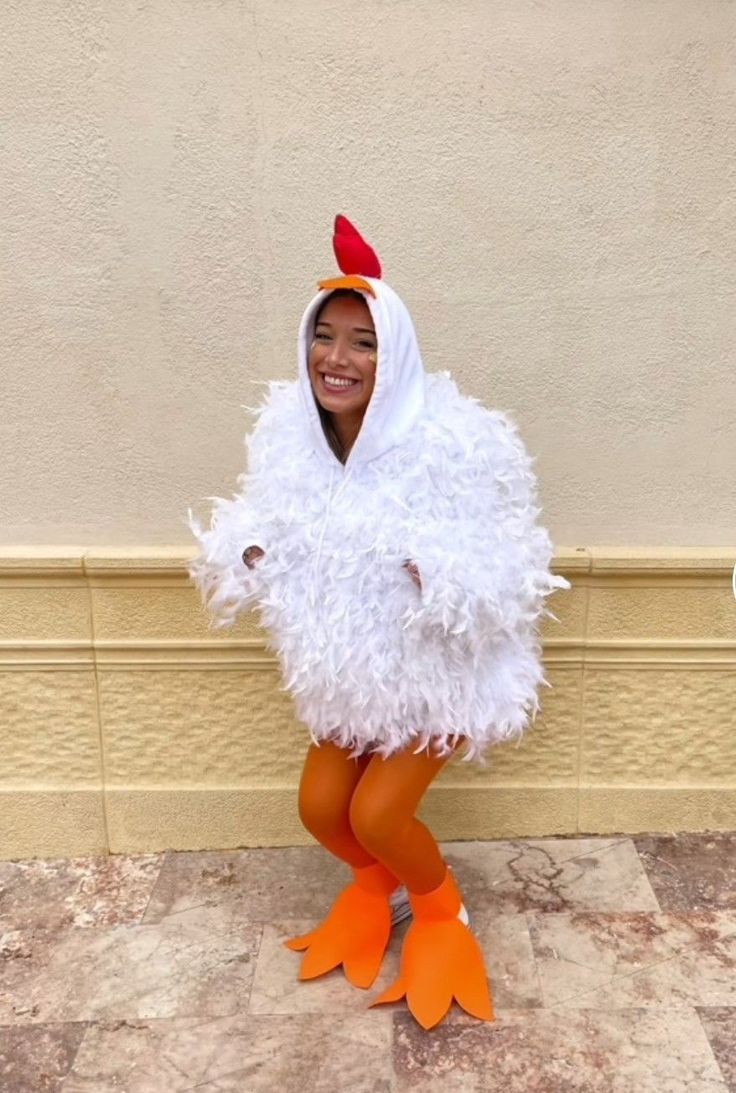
[1, 637, 735, 671]
[2, 784, 735, 860]
[1, 545, 735, 858]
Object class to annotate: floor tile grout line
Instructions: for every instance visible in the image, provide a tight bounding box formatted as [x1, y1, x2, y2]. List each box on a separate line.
[632, 843, 666, 914]
[56, 1018, 91, 1090]
[692, 1006, 732, 1093]
[574, 572, 592, 833]
[540, 923, 736, 1011]
[81, 551, 112, 855]
[137, 850, 169, 926]
[524, 908, 547, 1010]
[243, 923, 265, 1015]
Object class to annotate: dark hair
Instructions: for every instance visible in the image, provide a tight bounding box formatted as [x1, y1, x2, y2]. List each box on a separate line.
[311, 289, 369, 465]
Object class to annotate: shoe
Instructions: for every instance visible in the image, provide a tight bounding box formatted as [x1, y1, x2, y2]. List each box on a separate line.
[370, 865, 493, 1029]
[389, 885, 412, 927]
[284, 861, 397, 989]
[390, 884, 470, 928]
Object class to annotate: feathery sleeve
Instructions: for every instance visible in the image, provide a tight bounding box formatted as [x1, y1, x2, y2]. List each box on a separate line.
[402, 408, 569, 650]
[187, 388, 283, 628]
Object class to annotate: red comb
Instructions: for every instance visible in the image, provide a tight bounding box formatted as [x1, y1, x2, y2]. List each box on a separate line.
[332, 214, 382, 278]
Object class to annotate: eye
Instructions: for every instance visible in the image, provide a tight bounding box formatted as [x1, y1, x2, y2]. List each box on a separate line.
[313, 331, 331, 342]
[356, 339, 376, 350]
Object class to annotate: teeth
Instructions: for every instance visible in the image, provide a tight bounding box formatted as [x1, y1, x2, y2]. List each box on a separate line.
[323, 374, 358, 388]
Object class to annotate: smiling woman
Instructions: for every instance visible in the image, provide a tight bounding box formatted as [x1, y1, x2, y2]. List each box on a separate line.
[307, 289, 378, 462]
[189, 213, 569, 1031]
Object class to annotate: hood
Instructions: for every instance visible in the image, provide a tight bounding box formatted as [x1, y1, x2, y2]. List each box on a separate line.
[296, 277, 427, 471]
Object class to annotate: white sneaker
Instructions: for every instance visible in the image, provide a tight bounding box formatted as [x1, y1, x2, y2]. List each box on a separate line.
[389, 885, 412, 926]
[389, 885, 470, 928]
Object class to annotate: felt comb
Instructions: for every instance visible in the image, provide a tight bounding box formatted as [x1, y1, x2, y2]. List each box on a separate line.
[332, 214, 382, 278]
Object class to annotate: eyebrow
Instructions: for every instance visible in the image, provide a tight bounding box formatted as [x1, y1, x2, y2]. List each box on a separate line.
[315, 320, 376, 335]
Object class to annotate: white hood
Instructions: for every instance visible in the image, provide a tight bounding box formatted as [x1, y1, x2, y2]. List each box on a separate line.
[296, 278, 427, 470]
[190, 271, 571, 761]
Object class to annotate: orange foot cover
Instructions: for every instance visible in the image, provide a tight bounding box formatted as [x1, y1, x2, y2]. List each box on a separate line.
[370, 868, 495, 1029]
[284, 861, 396, 990]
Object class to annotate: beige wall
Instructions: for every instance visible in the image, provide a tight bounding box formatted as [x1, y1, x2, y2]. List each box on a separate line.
[2, 1, 734, 548]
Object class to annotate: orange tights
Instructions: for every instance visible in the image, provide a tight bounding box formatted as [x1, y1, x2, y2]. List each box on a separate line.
[297, 739, 455, 894]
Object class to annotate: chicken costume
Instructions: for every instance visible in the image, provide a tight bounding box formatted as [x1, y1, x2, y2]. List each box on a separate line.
[189, 215, 570, 1028]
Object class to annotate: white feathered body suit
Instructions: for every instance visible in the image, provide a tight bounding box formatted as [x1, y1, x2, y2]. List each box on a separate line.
[190, 276, 570, 763]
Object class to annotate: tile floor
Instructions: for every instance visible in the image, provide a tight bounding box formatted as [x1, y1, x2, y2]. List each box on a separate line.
[1, 832, 735, 1091]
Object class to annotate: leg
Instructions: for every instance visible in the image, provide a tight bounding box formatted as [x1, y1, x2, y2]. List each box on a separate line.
[297, 741, 374, 868]
[285, 740, 400, 988]
[348, 743, 453, 893]
[350, 741, 494, 1029]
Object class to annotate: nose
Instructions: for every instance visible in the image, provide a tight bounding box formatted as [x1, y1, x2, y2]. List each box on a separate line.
[325, 338, 349, 368]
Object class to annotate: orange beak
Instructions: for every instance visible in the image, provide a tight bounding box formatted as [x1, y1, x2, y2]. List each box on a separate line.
[317, 274, 376, 298]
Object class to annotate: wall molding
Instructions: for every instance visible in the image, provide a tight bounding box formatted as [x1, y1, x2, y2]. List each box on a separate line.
[1, 637, 735, 671]
[1, 545, 735, 858]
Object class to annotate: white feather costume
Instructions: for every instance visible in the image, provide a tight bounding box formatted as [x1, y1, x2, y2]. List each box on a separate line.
[189, 276, 570, 763]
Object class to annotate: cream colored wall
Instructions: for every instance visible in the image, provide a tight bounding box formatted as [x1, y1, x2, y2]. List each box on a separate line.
[2, 1, 735, 547]
[3, 4, 735, 859]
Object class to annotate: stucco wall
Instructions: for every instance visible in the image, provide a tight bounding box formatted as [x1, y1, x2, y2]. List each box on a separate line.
[2, 0, 734, 548]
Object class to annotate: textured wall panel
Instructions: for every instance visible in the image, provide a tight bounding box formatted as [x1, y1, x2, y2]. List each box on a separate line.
[0, 671, 101, 785]
[424, 786, 579, 841]
[3, 548, 736, 857]
[440, 667, 583, 786]
[579, 788, 736, 835]
[105, 785, 580, 853]
[581, 669, 736, 784]
[0, 584, 91, 642]
[98, 669, 307, 786]
[587, 585, 736, 641]
[89, 582, 264, 643]
[0, 790, 107, 858]
[105, 788, 304, 853]
[539, 580, 588, 641]
[85, 550, 264, 644]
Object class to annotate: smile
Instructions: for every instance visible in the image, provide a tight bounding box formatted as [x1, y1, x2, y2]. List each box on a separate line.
[321, 373, 360, 389]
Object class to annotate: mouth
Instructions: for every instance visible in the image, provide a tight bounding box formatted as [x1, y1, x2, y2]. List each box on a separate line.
[318, 372, 362, 395]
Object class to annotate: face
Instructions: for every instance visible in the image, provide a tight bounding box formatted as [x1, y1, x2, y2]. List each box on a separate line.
[307, 294, 377, 420]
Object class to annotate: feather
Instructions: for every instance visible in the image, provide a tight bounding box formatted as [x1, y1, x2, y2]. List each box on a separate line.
[189, 369, 570, 763]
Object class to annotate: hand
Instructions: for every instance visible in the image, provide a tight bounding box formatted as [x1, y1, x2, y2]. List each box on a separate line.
[242, 545, 265, 569]
[402, 560, 422, 590]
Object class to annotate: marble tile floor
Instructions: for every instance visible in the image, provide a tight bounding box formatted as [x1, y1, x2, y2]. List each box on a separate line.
[1, 832, 735, 1092]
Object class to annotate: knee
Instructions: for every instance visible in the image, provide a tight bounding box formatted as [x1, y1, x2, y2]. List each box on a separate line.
[298, 778, 350, 843]
[349, 788, 407, 855]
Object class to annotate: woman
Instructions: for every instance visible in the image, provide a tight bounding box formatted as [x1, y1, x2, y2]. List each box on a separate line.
[189, 214, 570, 1029]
